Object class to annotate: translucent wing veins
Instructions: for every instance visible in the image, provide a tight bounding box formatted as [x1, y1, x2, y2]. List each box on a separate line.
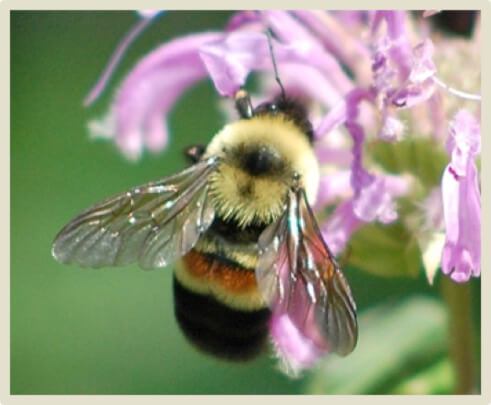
[52, 157, 218, 269]
[256, 187, 358, 356]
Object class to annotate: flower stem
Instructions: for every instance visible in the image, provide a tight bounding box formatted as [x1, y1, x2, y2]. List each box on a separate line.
[83, 15, 158, 106]
[432, 76, 481, 101]
[440, 276, 477, 394]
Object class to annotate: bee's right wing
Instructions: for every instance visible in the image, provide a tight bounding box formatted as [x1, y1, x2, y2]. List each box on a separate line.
[52, 157, 219, 269]
[255, 188, 357, 357]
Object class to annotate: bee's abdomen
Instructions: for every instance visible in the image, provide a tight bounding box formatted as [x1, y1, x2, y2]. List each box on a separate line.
[173, 249, 271, 361]
[174, 250, 264, 310]
[173, 276, 270, 361]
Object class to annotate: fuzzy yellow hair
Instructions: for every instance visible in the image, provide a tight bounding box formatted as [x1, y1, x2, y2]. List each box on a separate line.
[205, 115, 319, 227]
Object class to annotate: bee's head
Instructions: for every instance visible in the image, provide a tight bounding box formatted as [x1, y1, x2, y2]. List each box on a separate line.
[232, 142, 285, 177]
[253, 96, 314, 142]
[204, 111, 319, 228]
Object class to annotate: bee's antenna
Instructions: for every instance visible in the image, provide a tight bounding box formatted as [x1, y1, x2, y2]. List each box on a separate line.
[266, 29, 286, 101]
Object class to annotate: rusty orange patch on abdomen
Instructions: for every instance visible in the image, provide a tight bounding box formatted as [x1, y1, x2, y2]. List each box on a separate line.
[182, 250, 258, 294]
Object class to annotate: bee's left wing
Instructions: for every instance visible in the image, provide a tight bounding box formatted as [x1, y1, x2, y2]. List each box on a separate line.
[52, 157, 219, 269]
[256, 188, 358, 356]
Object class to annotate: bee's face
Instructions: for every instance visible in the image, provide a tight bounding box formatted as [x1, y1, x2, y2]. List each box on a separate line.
[205, 115, 320, 227]
[231, 142, 286, 178]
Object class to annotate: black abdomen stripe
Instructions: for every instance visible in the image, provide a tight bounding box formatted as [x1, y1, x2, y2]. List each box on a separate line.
[208, 216, 267, 244]
[173, 276, 271, 361]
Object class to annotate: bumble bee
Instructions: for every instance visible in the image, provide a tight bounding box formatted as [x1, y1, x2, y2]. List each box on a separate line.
[52, 41, 358, 365]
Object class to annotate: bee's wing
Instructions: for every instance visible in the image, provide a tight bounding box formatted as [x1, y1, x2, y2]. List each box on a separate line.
[256, 188, 357, 356]
[52, 157, 219, 269]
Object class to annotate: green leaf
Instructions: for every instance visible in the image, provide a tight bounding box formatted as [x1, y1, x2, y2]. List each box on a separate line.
[346, 221, 422, 278]
[306, 296, 449, 394]
[370, 138, 448, 188]
[387, 358, 456, 395]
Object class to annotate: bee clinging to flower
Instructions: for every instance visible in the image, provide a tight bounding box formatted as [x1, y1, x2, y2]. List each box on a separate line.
[52, 30, 358, 376]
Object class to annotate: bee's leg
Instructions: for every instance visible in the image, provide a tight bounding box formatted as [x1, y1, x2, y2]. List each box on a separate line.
[184, 145, 206, 163]
[234, 89, 254, 119]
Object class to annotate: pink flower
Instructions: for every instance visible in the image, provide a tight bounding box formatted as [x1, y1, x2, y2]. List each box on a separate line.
[84, 11, 164, 107]
[371, 24, 437, 139]
[87, 10, 355, 160]
[321, 174, 410, 256]
[137, 10, 164, 19]
[321, 200, 363, 256]
[82, 11, 481, 375]
[441, 110, 481, 282]
[201, 13, 352, 103]
[88, 32, 222, 160]
[270, 312, 326, 377]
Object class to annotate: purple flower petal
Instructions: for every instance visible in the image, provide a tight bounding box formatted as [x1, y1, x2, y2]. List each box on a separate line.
[332, 86, 410, 225]
[420, 187, 445, 231]
[262, 10, 354, 95]
[261, 9, 313, 43]
[137, 10, 164, 18]
[270, 266, 327, 376]
[409, 39, 436, 83]
[263, 236, 329, 376]
[427, 91, 446, 141]
[270, 312, 326, 376]
[200, 29, 350, 102]
[314, 143, 352, 167]
[313, 170, 352, 208]
[446, 109, 481, 175]
[314, 100, 346, 140]
[353, 177, 398, 224]
[344, 88, 376, 196]
[379, 111, 405, 141]
[372, 37, 436, 107]
[441, 110, 481, 282]
[321, 200, 363, 256]
[199, 31, 280, 97]
[267, 62, 344, 108]
[321, 173, 409, 254]
[331, 10, 374, 27]
[371, 37, 396, 98]
[370, 21, 438, 134]
[89, 32, 222, 159]
[84, 14, 159, 106]
[346, 119, 375, 193]
[389, 80, 436, 109]
[441, 162, 481, 282]
[202, 11, 360, 106]
[382, 40, 437, 110]
[225, 10, 262, 31]
[422, 10, 441, 18]
[293, 10, 372, 85]
[371, 11, 412, 79]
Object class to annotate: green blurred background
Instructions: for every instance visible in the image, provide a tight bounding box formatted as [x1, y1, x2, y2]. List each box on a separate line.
[11, 11, 481, 395]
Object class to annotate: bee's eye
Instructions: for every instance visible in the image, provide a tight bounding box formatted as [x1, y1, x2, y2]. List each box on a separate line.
[253, 102, 278, 116]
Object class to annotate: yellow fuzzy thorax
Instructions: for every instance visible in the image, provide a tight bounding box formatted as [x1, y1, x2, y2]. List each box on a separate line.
[204, 115, 319, 228]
